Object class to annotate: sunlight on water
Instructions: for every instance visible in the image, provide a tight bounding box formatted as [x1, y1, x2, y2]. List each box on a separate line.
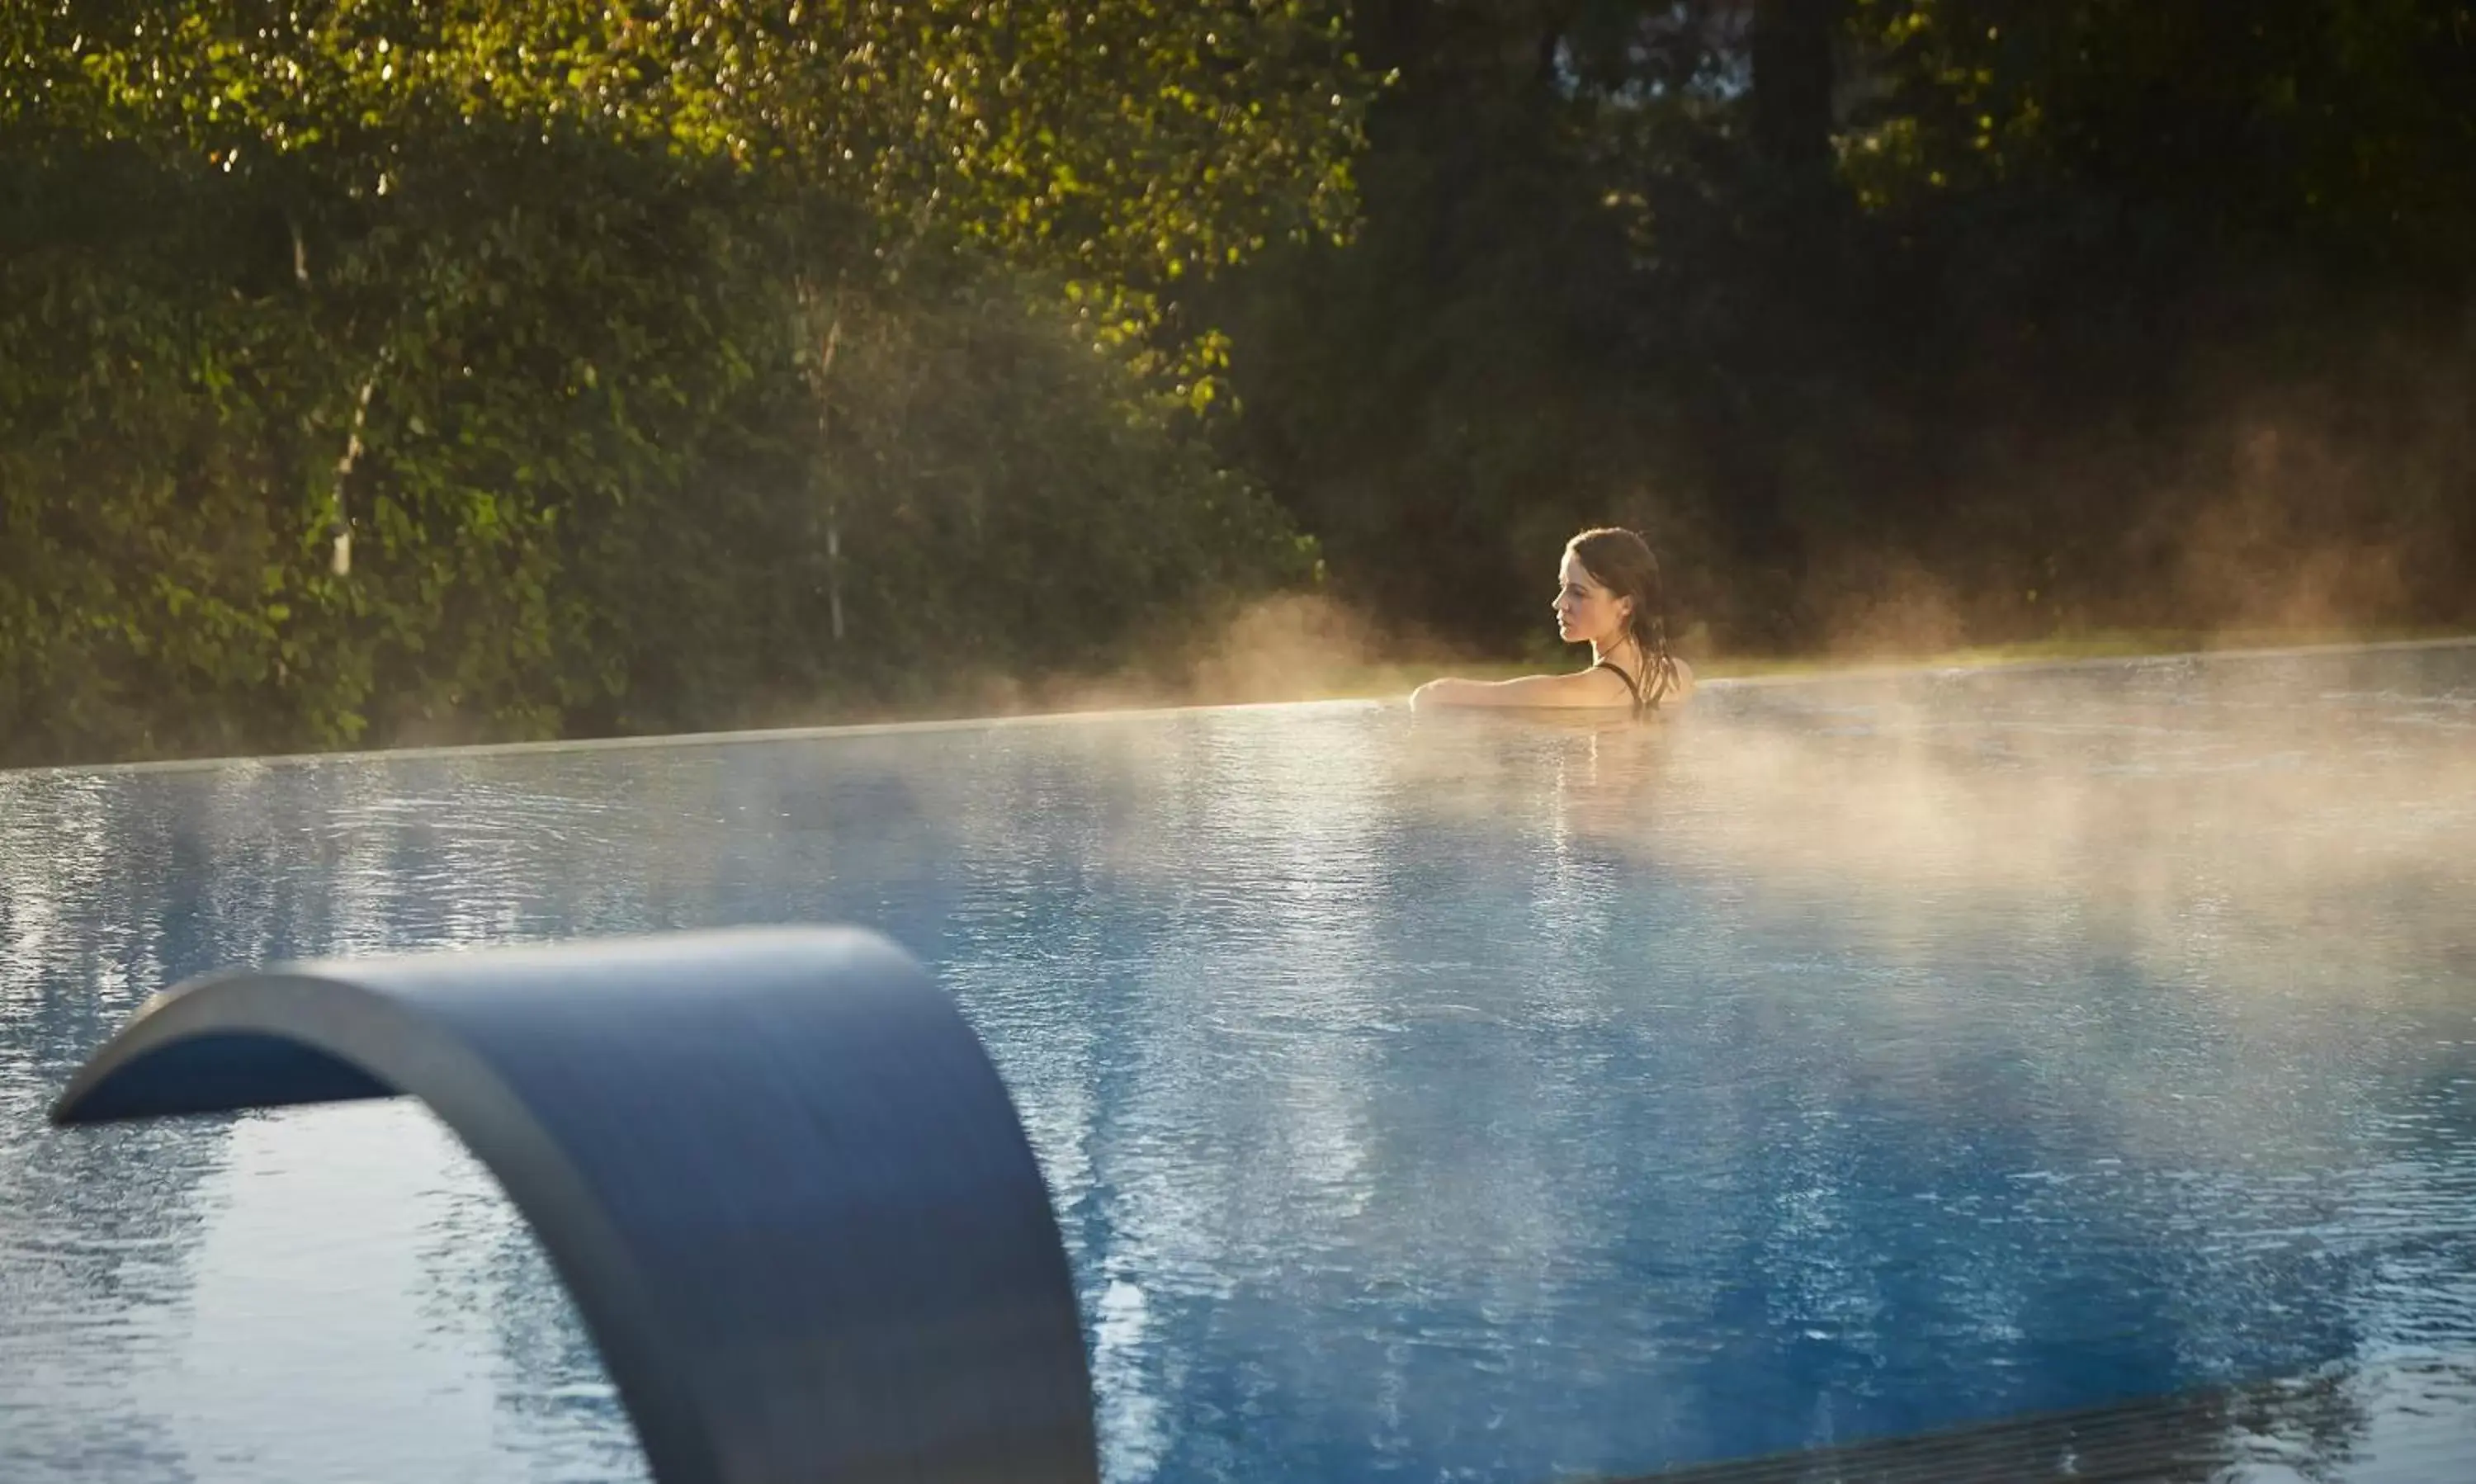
[3, 643, 2475, 1482]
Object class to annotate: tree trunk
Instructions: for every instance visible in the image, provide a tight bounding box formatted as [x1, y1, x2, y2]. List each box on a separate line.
[1750, 0, 1843, 177]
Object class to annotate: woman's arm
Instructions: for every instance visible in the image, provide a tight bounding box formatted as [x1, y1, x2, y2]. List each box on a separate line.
[1410, 668, 1636, 711]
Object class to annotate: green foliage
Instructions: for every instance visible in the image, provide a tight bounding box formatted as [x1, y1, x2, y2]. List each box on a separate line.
[0, 0, 1364, 766]
[1199, 0, 2476, 654]
[12, 0, 2474, 767]
[569, 239, 1317, 735]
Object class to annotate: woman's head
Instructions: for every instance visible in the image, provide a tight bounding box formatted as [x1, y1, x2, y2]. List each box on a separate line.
[1556, 527, 1667, 655]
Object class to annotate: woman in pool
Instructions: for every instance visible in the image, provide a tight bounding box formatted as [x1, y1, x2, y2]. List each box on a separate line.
[1410, 527, 1693, 716]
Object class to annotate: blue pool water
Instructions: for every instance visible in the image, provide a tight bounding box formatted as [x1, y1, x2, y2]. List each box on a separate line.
[4, 642, 2475, 1482]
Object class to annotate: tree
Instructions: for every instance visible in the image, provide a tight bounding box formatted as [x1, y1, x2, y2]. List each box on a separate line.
[0, 0, 1371, 765]
[1198, 0, 2476, 655]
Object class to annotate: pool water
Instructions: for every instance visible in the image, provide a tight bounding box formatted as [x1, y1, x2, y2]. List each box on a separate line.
[4, 643, 2475, 1482]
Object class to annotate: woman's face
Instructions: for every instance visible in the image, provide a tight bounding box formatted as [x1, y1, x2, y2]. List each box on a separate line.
[1554, 550, 1633, 648]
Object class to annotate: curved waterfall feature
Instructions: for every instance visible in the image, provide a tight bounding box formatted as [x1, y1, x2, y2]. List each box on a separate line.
[45, 927, 1099, 1484]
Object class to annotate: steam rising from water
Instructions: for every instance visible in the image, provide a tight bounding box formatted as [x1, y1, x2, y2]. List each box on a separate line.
[2, 641, 2474, 1482]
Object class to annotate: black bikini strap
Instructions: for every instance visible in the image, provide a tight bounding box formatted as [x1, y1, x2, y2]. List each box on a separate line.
[1593, 659, 1644, 716]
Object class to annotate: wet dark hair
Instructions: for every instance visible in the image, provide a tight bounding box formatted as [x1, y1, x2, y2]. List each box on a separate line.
[1566, 526, 1679, 714]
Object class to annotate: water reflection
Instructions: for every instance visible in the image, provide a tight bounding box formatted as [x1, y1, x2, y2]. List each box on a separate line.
[2, 778, 230, 1482]
[1, 644, 2473, 1482]
[1623, 1355, 2476, 1482]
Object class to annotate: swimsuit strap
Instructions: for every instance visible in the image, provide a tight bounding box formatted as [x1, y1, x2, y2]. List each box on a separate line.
[1592, 658, 1645, 717]
[1596, 645, 1680, 719]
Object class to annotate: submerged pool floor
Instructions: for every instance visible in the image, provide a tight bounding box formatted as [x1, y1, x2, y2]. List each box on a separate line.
[4, 643, 2475, 1482]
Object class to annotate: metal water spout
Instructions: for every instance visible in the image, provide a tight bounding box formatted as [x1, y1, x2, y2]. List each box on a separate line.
[48, 927, 1099, 1484]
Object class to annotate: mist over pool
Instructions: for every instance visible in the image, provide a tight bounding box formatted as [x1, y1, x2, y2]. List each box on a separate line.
[5, 642, 2475, 1482]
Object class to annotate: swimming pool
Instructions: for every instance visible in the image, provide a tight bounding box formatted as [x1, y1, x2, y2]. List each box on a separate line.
[4, 642, 2474, 1482]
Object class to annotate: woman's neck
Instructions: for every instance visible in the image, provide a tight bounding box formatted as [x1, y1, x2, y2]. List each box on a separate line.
[1592, 633, 1639, 671]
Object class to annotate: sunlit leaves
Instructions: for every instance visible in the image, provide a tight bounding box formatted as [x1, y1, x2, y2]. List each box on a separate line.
[17, 0, 1368, 290]
[0, 0, 1349, 763]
